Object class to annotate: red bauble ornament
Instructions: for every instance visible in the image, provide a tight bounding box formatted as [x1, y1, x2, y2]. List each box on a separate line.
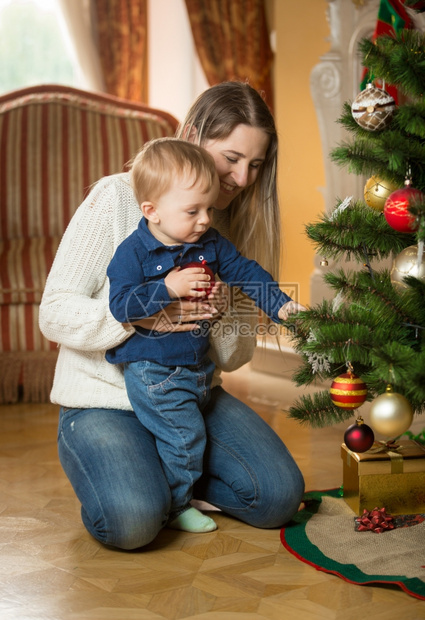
[330, 372, 368, 410]
[344, 417, 375, 453]
[384, 180, 422, 233]
[180, 260, 215, 300]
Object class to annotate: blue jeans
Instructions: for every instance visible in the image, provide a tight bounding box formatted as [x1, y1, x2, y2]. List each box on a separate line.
[123, 358, 215, 515]
[57, 386, 305, 549]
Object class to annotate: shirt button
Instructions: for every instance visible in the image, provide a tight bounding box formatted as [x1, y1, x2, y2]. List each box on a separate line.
[156, 265, 162, 271]
[199, 255, 204, 261]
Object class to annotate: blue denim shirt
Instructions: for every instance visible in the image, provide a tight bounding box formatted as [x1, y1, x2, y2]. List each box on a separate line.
[106, 218, 291, 365]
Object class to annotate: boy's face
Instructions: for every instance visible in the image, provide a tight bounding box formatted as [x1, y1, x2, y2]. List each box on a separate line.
[145, 173, 220, 246]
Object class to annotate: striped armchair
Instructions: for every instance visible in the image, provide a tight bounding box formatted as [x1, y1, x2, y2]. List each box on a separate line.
[0, 84, 178, 403]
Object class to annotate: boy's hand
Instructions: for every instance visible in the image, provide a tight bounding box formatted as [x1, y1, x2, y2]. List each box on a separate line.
[278, 301, 306, 321]
[164, 266, 212, 299]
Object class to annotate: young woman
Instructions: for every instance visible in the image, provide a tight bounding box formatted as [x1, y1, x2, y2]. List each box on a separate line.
[39, 81, 305, 550]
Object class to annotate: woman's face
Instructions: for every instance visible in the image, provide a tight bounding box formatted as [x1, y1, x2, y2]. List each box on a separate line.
[201, 124, 270, 210]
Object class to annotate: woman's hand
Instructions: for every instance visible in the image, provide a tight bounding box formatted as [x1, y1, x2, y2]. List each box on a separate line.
[128, 299, 219, 332]
[206, 280, 228, 317]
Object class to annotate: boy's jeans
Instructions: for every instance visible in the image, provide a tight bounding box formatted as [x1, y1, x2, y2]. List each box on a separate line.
[123, 357, 215, 514]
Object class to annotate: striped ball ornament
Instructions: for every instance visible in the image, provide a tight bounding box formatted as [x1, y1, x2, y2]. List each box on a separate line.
[330, 372, 368, 410]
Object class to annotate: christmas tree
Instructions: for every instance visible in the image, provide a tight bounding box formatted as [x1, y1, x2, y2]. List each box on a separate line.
[285, 27, 425, 432]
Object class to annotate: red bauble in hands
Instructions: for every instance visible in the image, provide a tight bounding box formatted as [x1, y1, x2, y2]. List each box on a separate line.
[180, 260, 215, 300]
[344, 417, 375, 453]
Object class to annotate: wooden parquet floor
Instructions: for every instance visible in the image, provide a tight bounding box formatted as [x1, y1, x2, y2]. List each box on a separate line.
[1, 364, 424, 620]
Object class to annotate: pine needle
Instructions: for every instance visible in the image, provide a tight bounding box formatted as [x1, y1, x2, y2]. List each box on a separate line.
[288, 392, 357, 428]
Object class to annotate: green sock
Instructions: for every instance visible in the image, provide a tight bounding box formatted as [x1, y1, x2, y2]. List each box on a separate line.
[168, 506, 217, 533]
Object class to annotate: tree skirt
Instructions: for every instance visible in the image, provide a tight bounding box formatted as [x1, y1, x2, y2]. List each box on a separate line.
[280, 489, 425, 600]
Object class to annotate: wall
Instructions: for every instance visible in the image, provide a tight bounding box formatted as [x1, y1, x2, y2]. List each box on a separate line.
[274, 1, 330, 305]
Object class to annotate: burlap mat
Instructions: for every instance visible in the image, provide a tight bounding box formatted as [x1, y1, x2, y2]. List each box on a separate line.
[281, 489, 425, 601]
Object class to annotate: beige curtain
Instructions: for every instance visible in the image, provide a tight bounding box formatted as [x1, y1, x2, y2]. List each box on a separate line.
[92, 0, 148, 102]
[58, 0, 105, 92]
[184, 0, 274, 110]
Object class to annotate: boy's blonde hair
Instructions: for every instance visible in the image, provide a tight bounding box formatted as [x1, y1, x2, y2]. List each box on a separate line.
[131, 138, 218, 206]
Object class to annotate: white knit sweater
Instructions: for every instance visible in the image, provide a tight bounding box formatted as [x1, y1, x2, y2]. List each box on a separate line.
[39, 173, 258, 409]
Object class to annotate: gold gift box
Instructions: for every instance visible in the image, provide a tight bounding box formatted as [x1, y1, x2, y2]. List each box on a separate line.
[341, 440, 425, 515]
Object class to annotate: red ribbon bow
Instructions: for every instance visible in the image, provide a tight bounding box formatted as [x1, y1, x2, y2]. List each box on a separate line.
[355, 507, 395, 533]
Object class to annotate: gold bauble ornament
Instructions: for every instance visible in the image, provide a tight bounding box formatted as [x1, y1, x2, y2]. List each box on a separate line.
[364, 176, 399, 211]
[390, 245, 425, 293]
[369, 384, 414, 437]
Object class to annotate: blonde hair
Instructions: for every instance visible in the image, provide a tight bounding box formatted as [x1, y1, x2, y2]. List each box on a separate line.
[131, 138, 218, 206]
[176, 81, 280, 279]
